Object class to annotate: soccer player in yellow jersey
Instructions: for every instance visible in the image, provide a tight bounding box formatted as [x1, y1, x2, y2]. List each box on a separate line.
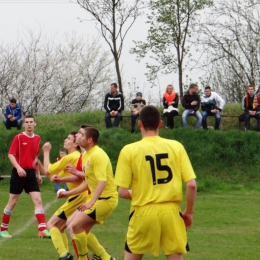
[41, 131, 110, 260]
[58, 126, 118, 260]
[42, 132, 87, 260]
[115, 105, 197, 260]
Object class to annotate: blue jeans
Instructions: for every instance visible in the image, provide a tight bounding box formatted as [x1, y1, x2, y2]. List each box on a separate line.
[3, 119, 23, 130]
[182, 109, 202, 129]
[105, 112, 122, 128]
[202, 111, 221, 130]
[54, 182, 68, 192]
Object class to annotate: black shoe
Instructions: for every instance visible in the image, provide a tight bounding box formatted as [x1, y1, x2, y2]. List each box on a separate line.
[131, 128, 135, 134]
[59, 253, 73, 260]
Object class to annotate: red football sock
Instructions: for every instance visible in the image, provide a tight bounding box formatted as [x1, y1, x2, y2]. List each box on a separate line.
[1, 209, 12, 231]
[72, 239, 79, 258]
[35, 209, 46, 231]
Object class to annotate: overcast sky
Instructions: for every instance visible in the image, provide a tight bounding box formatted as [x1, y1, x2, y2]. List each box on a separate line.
[0, 0, 201, 102]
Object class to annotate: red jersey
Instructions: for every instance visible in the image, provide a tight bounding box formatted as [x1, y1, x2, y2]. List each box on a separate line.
[55, 156, 62, 162]
[8, 132, 40, 169]
[76, 153, 83, 171]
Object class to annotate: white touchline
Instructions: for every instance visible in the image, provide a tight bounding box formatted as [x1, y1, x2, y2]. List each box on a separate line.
[0, 199, 58, 245]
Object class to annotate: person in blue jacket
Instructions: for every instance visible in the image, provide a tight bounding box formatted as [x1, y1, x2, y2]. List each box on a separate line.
[3, 98, 22, 130]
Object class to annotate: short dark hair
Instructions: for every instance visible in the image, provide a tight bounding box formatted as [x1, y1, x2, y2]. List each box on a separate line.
[24, 115, 34, 120]
[205, 86, 211, 90]
[10, 98, 17, 103]
[111, 83, 118, 89]
[139, 105, 160, 130]
[80, 124, 93, 128]
[247, 85, 255, 89]
[189, 83, 198, 89]
[82, 126, 99, 144]
[69, 131, 80, 150]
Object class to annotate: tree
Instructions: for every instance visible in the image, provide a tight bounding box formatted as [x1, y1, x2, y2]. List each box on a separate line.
[76, 0, 145, 95]
[200, 0, 260, 102]
[0, 30, 113, 115]
[131, 0, 213, 98]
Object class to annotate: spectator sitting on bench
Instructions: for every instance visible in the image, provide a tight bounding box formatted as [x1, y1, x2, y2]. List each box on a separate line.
[163, 84, 179, 129]
[104, 83, 124, 128]
[130, 92, 146, 133]
[201, 86, 225, 130]
[239, 85, 260, 131]
[3, 98, 22, 130]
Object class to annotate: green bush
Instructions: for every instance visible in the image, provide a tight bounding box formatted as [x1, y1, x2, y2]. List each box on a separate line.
[0, 104, 259, 191]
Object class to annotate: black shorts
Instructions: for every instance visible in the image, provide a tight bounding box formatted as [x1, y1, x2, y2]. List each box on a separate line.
[10, 168, 40, 194]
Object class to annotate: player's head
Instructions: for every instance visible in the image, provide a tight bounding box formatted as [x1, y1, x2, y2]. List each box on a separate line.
[23, 115, 36, 132]
[59, 148, 67, 157]
[76, 125, 99, 150]
[64, 131, 80, 151]
[139, 105, 162, 131]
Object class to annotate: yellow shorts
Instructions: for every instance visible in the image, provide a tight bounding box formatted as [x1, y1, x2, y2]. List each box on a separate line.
[126, 202, 187, 256]
[55, 191, 89, 220]
[84, 195, 118, 224]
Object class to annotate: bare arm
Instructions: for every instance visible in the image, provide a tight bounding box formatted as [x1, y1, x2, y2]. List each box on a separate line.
[77, 181, 107, 211]
[42, 142, 51, 173]
[8, 154, 26, 177]
[182, 179, 197, 229]
[58, 180, 88, 198]
[55, 175, 83, 183]
[66, 164, 85, 179]
[118, 187, 132, 200]
[34, 158, 50, 178]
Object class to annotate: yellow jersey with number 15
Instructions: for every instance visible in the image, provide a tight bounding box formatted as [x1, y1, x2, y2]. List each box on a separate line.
[115, 136, 196, 207]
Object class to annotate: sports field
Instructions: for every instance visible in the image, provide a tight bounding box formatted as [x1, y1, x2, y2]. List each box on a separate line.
[0, 181, 259, 260]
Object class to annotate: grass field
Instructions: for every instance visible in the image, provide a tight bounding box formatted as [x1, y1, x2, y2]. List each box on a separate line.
[0, 105, 259, 259]
[0, 180, 259, 260]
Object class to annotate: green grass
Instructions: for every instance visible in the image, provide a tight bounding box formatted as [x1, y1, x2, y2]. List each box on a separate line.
[0, 103, 259, 259]
[0, 181, 259, 259]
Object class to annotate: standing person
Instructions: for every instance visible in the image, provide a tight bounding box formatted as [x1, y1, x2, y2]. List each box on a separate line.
[115, 105, 197, 260]
[58, 126, 118, 260]
[201, 86, 225, 130]
[54, 148, 69, 192]
[0, 115, 50, 238]
[104, 83, 124, 128]
[130, 92, 146, 133]
[163, 84, 179, 129]
[3, 98, 23, 130]
[239, 85, 260, 131]
[182, 83, 202, 129]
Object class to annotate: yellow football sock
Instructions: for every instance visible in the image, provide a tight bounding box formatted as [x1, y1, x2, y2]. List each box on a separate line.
[87, 232, 111, 259]
[49, 227, 67, 257]
[61, 232, 69, 251]
[74, 231, 88, 260]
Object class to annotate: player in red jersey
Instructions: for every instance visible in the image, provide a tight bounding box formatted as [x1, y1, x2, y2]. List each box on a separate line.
[0, 115, 50, 238]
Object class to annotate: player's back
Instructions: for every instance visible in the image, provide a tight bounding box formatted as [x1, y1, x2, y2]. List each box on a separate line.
[116, 136, 195, 207]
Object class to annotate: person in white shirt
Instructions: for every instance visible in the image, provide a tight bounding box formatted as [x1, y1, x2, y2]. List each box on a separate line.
[201, 86, 225, 130]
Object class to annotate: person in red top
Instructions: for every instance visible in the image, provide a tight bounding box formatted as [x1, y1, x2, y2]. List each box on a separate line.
[163, 84, 179, 129]
[0, 115, 50, 238]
